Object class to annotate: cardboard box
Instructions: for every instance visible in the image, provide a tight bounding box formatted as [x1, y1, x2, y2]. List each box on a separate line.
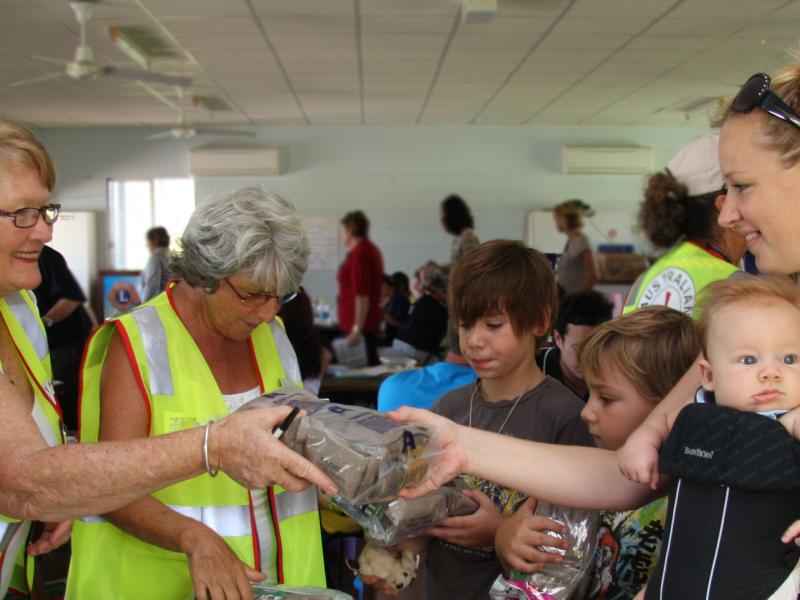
[597, 252, 648, 284]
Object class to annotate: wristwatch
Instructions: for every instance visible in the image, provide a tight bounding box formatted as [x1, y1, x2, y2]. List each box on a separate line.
[42, 316, 54, 328]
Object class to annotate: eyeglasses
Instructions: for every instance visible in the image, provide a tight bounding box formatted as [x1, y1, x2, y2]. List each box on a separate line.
[224, 277, 297, 307]
[732, 73, 800, 131]
[0, 204, 61, 229]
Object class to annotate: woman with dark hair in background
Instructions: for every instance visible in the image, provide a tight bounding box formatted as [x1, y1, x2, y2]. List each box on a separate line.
[440, 194, 479, 268]
[623, 133, 747, 318]
[337, 210, 384, 365]
[278, 287, 330, 394]
[553, 199, 597, 294]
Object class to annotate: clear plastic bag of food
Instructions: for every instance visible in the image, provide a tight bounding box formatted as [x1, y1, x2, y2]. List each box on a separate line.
[489, 501, 598, 600]
[250, 584, 353, 599]
[333, 479, 479, 546]
[239, 387, 432, 503]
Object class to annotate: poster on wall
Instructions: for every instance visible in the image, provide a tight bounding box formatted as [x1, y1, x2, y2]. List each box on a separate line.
[305, 216, 340, 270]
[98, 270, 141, 320]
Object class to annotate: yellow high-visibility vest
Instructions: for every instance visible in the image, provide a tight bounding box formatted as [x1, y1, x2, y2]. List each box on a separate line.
[67, 286, 324, 600]
[0, 291, 64, 597]
[623, 240, 738, 319]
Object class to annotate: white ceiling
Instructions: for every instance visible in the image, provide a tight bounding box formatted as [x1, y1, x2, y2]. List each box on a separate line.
[0, 0, 798, 127]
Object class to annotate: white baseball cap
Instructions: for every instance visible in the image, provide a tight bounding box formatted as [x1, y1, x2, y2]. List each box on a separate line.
[666, 132, 724, 196]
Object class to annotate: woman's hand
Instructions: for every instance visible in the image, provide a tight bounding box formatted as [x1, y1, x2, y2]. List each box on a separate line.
[387, 406, 468, 499]
[211, 405, 337, 494]
[27, 520, 72, 556]
[183, 526, 265, 600]
[494, 497, 567, 574]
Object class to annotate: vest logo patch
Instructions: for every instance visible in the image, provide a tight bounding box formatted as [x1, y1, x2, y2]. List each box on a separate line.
[684, 446, 714, 459]
[638, 267, 696, 315]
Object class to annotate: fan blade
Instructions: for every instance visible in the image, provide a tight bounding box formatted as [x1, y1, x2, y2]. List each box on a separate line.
[8, 72, 64, 87]
[30, 55, 69, 66]
[194, 127, 255, 138]
[146, 131, 174, 140]
[100, 65, 192, 87]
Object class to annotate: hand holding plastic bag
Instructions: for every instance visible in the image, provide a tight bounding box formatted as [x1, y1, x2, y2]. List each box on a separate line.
[239, 388, 434, 504]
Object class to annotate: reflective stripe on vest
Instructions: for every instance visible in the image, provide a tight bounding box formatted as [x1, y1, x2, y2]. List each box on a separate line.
[275, 487, 317, 522]
[81, 504, 253, 538]
[130, 306, 174, 396]
[4, 293, 47, 362]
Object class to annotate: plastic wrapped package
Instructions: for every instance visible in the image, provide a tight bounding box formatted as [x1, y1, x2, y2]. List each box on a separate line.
[489, 501, 598, 600]
[250, 584, 353, 599]
[238, 387, 432, 503]
[334, 479, 479, 546]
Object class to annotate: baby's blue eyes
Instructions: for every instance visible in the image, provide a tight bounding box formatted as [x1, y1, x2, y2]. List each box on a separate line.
[738, 355, 798, 365]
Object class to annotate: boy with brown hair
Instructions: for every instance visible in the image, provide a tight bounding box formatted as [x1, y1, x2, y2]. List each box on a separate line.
[423, 240, 593, 599]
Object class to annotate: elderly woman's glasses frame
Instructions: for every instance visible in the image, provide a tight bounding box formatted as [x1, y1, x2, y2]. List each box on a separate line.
[224, 277, 297, 306]
[733, 73, 800, 131]
[0, 204, 61, 228]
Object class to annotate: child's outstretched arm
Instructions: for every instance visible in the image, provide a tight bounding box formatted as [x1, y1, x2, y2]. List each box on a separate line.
[390, 407, 657, 510]
[618, 356, 702, 489]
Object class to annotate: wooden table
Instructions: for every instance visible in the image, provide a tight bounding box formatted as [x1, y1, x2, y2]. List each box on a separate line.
[319, 366, 402, 408]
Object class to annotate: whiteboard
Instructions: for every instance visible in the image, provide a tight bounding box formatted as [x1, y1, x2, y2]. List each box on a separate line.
[50, 211, 96, 297]
[305, 216, 340, 271]
[524, 210, 643, 254]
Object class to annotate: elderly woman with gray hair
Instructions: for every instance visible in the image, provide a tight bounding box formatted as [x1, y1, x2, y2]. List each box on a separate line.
[66, 188, 326, 600]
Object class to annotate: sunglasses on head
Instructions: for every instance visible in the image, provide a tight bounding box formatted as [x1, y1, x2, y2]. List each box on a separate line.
[733, 73, 800, 131]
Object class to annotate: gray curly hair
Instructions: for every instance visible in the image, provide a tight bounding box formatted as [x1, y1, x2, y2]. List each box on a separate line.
[171, 188, 309, 295]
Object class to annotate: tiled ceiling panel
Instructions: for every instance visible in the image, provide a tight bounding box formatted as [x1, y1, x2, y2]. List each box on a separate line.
[0, 0, 798, 127]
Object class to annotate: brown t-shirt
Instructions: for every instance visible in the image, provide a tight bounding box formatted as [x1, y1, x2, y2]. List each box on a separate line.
[425, 377, 594, 600]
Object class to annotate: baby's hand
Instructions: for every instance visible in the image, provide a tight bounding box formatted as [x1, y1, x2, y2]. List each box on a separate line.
[778, 408, 800, 441]
[781, 519, 800, 547]
[618, 425, 662, 490]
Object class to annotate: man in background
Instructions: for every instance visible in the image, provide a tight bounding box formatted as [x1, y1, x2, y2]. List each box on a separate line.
[34, 245, 95, 431]
[537, 290, 614, 401]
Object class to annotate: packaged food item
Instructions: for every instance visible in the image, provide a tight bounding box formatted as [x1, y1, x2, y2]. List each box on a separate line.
[250, 584, 353, 599]
[238, 387, 431, 503]
[333, 479, 478, 546]
[489, 502, 598, 600]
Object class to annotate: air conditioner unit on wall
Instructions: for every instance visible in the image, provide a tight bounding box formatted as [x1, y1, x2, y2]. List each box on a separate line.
[189, 146, 282, 177]
[562, 146, 653, 175]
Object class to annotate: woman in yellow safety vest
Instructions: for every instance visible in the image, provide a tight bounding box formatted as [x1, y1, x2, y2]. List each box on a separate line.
[623, 132, 748, 318]
[0, 118, 334, 600]
[67, 189, 326, 600]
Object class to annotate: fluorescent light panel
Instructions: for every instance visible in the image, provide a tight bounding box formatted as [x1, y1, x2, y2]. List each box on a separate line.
[108, 26, 151, 70]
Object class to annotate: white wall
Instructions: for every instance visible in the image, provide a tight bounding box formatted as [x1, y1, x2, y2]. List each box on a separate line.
[37, 123, 709, 303]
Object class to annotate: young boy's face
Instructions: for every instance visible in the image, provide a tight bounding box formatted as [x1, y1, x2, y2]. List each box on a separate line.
[700, 300, 800, 413]
[581, 367, 655, 450]
[459, 310, 543, 382]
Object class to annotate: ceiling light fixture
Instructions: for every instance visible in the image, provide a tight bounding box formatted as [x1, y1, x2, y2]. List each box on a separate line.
[108, 26, 151, 69]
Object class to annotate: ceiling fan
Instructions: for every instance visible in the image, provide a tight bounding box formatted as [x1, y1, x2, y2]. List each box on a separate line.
[148, 88, 255, 140]
[10, 1, 192, 88]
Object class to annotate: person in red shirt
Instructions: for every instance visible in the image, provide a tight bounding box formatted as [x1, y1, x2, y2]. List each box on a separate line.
[337, 210, 384, 365]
